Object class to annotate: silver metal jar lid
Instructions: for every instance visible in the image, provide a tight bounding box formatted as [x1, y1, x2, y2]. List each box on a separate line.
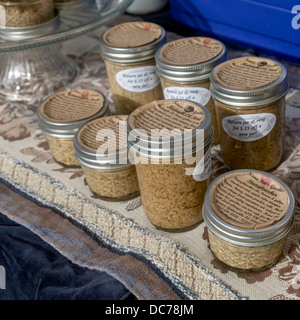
[210, 57, 288, 107]
[73, 115, 133, 170]
[127, 99, 213, 160]
[203, 169, 295, 247]
[37, 89, 109, 138]
[99, 22, 166, 63]
[155, 37, 227, 82]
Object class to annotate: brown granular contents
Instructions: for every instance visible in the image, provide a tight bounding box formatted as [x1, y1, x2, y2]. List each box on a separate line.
[135, 148, 211, 232]
[82, 165, 139, 201]
[104, 59, 163, 115]
[45, 135, 80, 167]
[3, 0, 54, 28]
[159, 77, 219, 145]
[214, 97, 285, 170]
[208, 229, 286, 271]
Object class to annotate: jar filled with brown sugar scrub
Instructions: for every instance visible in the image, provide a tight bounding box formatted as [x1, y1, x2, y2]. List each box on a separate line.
[155, 37, 227, 145]
[203, 170, 295, 272]
[99, 21, 166, 115]
[38, 88, 109, 167]
[127, 99, 213, 232]
[0, 0, 55, 28]
[74, 115, 140, 201]
[210, 56, 288, 171]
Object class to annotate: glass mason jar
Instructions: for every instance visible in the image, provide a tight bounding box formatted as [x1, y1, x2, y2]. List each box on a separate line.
[203, 170, 295, 272]
[127, 99, 213, 232]
[73, 115, 140, 201]
[0, 0, 55, 28]
[99, 21, 166, 115]
[210, 56, 288, 171]
[155, 37, 227, 145]
[37, 88, 109, 167]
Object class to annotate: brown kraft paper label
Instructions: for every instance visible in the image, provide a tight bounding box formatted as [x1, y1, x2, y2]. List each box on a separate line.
[210, 171, 289, 229]
[214, 57, 282, 90]
[128, 100, 205, 138]
[103, 22, 162, 48]
[160, 37, 223, 66]
[42, 89, 104, 123]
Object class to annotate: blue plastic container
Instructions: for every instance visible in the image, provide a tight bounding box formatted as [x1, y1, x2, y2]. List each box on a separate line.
[169, 0, 300, 64]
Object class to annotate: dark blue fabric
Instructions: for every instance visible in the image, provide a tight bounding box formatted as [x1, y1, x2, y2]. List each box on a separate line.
[0, 213, 132, 300]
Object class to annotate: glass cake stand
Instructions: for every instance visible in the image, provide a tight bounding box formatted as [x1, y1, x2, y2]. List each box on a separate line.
[0, 0, 133, 102]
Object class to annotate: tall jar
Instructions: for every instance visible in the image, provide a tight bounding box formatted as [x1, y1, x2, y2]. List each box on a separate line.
[99, 21, 166, 115]
[0, 0, 55, 27]
[38, 88, 109, 167]
[210, 57, 288, 171]
[203, 170, 295, 272]
[155, 37, 226, 145]
[127, 99, 213, 232]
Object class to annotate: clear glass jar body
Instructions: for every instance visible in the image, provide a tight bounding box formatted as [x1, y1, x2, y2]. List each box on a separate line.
[160, 77, 219, 145]
[0, 0, 54, 27]
[82, 164, 140, 201]
[104, 58, 164, 115]
[207, 228, 287, 272]
[135, 147, 212, 232]
[214, 97, 285, 171]
[44, 134, 80, 167]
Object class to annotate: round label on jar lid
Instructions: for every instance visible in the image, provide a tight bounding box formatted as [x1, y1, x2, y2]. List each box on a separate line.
[41, 89, 105, 123]
[103, 22, 162, 48]
[128, 100, 206, 138]
[209, 171, 289, 229]
[160, 37, 223, 66]
[77, 115, 128, 154]
[214, 57, 282, 90]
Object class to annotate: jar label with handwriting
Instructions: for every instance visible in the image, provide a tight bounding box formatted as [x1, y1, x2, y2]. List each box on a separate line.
[222, 113, 276, 142]
[164, 87, 211, 107]
[210, 171, 289, 229]
[193, 146, 212, 181]
[116, 66, 160, 92]
[0, 6, 5, 28]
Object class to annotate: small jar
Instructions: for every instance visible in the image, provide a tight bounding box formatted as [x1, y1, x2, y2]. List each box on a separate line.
[203, 170, 295, 272]
[0, 0, 55, 28]
[99, 21, 166, 115]
[73, 115, 140, 201]
[127, 99, 213, 232]
[38, 88, 109, 167]
[210, 57, 288, 171]
[156, 37, 226, 145]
